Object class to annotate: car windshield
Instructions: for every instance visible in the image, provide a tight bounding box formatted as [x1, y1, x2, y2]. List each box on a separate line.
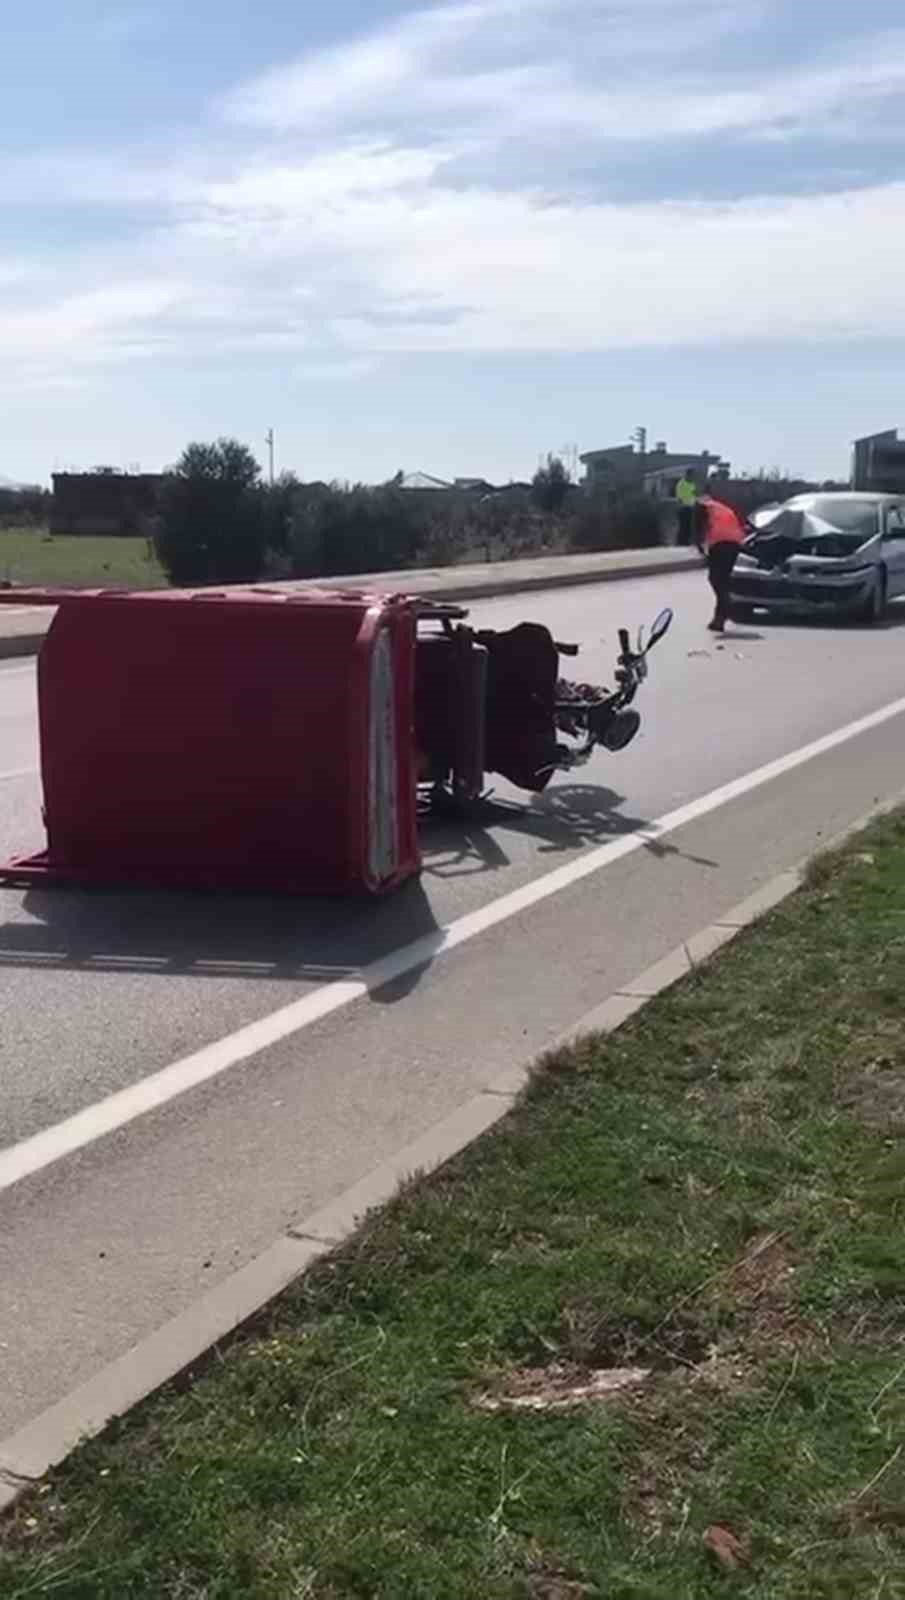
[803, 499, 880, 536]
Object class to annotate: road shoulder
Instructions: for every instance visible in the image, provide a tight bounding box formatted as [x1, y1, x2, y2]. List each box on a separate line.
[4, 803, 905, 1596]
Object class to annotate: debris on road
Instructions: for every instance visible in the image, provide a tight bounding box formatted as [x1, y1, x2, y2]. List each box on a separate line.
[702, 1524, 751, 1571]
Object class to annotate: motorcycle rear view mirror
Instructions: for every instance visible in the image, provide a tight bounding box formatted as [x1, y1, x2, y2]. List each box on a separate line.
[647, 607, 673, 650]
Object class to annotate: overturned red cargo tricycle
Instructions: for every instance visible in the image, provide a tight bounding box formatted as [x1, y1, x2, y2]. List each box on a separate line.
[0, 584, 672, 896]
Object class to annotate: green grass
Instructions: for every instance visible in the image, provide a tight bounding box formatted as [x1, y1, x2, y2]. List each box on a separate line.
[0, 527, 166, 589]
[4, 818, 905, 1597]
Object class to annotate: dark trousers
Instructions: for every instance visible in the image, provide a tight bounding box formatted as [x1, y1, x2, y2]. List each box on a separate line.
[707, 541, 739, 623]
[677, 505, 695, 546]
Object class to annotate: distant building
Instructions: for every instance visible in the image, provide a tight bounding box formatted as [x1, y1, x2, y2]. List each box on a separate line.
[852, 430, 905, 492]
[397, 472, 510, 495]
[398, 472, 455, 491]
[51, 472, 167, 536]
[579, 441, 729, 496]
[454, 477, 496, 494]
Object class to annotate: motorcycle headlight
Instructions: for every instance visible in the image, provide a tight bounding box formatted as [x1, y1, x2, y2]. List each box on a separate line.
[601, 709, 641, 752]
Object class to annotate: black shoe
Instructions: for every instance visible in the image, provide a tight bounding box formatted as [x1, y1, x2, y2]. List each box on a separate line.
[707, 617, 725, 633]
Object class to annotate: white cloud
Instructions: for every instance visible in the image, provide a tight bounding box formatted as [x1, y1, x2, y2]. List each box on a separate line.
[14, 170, 903, 378]
[200, 145, 457, 212]
[224, 0, 528, 129]
[221, 0, 905, 151]
[269, 179, 905, 351]
[0, 280, 192, 361]
[6, 0, 905, 391]
[0, 261, 31, 292]
[223, 0, 761, 153]
[224, 0, 754, 134]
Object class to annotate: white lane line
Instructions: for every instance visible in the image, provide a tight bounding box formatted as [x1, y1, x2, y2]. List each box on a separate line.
[3, 690, 905, 1195]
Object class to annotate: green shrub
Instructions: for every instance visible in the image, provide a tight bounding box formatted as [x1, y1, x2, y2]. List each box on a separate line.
[287, 483, 428, 578]
[570, 489, 662, 552]
[531, 454, 571, 513]
[154, 439, 271, 586]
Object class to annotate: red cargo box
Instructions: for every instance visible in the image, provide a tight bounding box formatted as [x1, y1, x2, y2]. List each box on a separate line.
[0, 586, 420, 895]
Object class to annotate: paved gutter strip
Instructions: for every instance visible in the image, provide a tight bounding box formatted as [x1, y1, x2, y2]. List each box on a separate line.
[552, 885, 802, 1049]
[0, 1238, 329, 1508]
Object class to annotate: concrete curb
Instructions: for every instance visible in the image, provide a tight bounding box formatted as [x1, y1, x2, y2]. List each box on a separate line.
[365, 552, 697, 605]
[1, 792, 898, 1512]
[553, 871, 802, 1050]
[0, 550, 697, 662]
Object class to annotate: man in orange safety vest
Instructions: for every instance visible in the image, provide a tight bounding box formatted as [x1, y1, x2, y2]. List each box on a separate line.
[695, 494, 746, 633]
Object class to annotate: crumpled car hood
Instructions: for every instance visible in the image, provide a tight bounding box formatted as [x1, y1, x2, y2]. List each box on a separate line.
[744, 508, 876, 569]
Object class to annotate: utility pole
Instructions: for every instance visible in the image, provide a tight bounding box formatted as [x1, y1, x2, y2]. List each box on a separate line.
[265, 428, 275, 486]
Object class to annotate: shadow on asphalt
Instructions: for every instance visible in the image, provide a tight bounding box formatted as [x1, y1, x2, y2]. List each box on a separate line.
[455, 784, 720, 870]
[0, 784, 717, 989]
[0, 879, 440, 995]
[418, 782, 656, 871]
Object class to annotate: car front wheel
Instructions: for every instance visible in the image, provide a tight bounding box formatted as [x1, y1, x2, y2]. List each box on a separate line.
[856, 569, 887, 624]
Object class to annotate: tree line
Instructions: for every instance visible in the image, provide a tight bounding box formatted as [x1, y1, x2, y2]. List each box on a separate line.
[5, 444, 833, 588]
[151, 440, 664, 586]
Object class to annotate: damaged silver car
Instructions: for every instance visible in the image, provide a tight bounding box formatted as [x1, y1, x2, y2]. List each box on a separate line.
[729, 493, 905, 624]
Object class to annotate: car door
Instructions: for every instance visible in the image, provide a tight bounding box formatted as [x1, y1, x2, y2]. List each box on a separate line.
[882, 504, 905, 597]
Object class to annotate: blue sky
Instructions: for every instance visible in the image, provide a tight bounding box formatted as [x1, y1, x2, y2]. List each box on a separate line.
[3, 0, 905, 485]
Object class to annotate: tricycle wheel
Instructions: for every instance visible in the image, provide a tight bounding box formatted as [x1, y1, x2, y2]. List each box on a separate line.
[854, 569, 887, 625]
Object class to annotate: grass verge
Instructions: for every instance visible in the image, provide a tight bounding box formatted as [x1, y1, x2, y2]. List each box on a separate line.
[0, 528, 166, 589]
[4, 815, 905, 1597]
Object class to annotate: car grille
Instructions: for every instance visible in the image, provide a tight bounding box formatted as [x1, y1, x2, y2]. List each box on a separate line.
[732, 574, 864, 604]
[733, 575, 795, 600]
[799, 582, 863, 604]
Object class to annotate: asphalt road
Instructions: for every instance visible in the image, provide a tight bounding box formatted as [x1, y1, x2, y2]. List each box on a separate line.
[2, 570, 905, 1439]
